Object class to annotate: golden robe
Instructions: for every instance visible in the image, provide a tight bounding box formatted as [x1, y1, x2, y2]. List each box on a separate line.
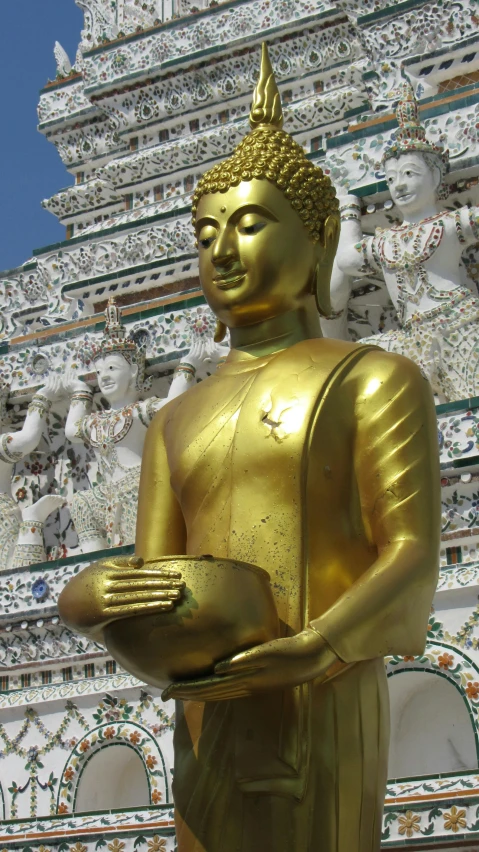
[136, 338, 440, 852]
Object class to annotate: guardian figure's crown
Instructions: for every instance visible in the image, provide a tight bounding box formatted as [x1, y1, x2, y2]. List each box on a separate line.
[382, 83, 449, 197]
[88, 298, 148, 389]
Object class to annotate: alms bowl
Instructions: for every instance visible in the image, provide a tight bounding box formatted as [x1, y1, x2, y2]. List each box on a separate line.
[103, 555, 279, 689]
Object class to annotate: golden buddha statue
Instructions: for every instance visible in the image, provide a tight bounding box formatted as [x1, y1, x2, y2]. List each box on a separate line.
[59, 45, 441, 852]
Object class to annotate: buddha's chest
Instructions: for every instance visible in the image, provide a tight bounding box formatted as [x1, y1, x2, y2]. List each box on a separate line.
[164, 368, 322, 505]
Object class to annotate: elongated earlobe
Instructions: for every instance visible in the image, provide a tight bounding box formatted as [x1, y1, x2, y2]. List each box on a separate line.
[214, 320, 227, 343]
[314, 265, 332, 318]
[313, 213, 340, 318]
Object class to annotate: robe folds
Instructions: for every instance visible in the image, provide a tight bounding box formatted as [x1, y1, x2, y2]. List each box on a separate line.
[135, 338, 440, 852]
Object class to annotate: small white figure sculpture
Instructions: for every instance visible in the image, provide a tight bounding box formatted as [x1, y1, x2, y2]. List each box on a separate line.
[64, 298, 217, 552]
[0, 378, 64, 571]
[335, 83, 479, 401]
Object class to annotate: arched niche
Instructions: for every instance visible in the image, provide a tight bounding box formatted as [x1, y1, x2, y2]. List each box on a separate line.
[388, 670, 478, 779]
[74, 743, 150, 812]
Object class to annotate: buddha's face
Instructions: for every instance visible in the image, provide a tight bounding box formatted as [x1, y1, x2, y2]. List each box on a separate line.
[196, 179, 321, 328]
[95, 354, 138, 402]
[385, 152, 440, 216]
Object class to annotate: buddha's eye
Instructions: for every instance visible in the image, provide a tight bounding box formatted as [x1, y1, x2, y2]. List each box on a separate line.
[197, 226, 217, 249]
[239, 221, 266, 236]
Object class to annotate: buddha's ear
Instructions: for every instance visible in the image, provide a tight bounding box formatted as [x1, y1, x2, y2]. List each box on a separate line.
[214, 320, 227, 343]
[313, 213, 340, 318]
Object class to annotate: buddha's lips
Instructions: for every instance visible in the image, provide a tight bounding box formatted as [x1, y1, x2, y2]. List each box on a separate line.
[214, 272, 246, 290]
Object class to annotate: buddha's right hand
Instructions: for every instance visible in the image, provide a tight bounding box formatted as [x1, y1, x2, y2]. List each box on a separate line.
[58, 555, 185, 640]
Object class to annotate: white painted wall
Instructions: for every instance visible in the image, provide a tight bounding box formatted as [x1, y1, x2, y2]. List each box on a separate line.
[388, 670, 478, 778]
[75, 744, 150, 812]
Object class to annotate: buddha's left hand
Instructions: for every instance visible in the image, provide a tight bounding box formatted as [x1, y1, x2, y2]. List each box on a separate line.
[162, 628, 338, 702]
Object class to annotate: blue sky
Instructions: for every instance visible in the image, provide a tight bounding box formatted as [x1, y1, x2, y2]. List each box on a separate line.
[0, 1, 84, 272]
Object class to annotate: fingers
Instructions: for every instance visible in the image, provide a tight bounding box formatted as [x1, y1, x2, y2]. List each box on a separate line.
[162, 672, 257, 702]
[213, 641, 278, 675]
[186, 340, 199, 359]
[165, 685, 252, 701]
[104, 599, 178, 619]
[106, 574, 185, 592]
[97, 557, 183, 581]
[134, 565, 183, 579]
[105, 568, 183, 582]
[99, 555, 144, 570]
[105, 587, 183, 606]
[105, 588, 183, 609]
[214, 657, 262, 676]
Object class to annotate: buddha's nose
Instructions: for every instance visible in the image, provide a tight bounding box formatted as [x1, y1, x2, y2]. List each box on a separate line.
[212, 227, 237, 267]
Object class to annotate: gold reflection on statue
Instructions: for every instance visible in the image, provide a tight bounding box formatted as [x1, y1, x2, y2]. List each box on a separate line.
[59, 43, 441, 852]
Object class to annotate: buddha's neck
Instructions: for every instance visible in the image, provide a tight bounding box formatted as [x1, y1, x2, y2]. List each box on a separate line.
[229, 300, 322, 358]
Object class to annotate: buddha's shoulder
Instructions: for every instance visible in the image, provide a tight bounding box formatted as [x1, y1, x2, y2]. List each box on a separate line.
[293, 338, 428, 393]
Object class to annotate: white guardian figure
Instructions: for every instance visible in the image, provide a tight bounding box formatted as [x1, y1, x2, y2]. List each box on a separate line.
[0, 378, 64, 571]
[335, 83, 479, 401]
[64, 298, 214, 552]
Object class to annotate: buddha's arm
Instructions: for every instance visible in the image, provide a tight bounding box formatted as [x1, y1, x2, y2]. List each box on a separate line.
[310, 351, 440, 662]
[135, 404, 187, 561]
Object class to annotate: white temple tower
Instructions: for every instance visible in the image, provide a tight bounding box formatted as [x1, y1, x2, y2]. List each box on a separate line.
[0, 0, 479, 848]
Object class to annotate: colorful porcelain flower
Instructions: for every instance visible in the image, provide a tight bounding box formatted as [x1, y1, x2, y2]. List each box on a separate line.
[146, 837, 166, 852]
[438, 652, 454, 670]
[444, 805, 467, 833]
[466, 681, 479, 700]
[398, 811, 421, 837]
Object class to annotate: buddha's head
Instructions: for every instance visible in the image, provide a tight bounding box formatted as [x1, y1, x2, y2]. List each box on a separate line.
[383, 82, 449, 216]
[192, 44, 339, 336]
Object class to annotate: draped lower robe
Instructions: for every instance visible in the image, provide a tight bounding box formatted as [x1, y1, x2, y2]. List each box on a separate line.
[135, 338, 440, 852]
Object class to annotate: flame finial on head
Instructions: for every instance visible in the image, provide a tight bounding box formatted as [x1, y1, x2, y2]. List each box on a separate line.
[191, 42, 338, 244]
[249, 43, 283, 131]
